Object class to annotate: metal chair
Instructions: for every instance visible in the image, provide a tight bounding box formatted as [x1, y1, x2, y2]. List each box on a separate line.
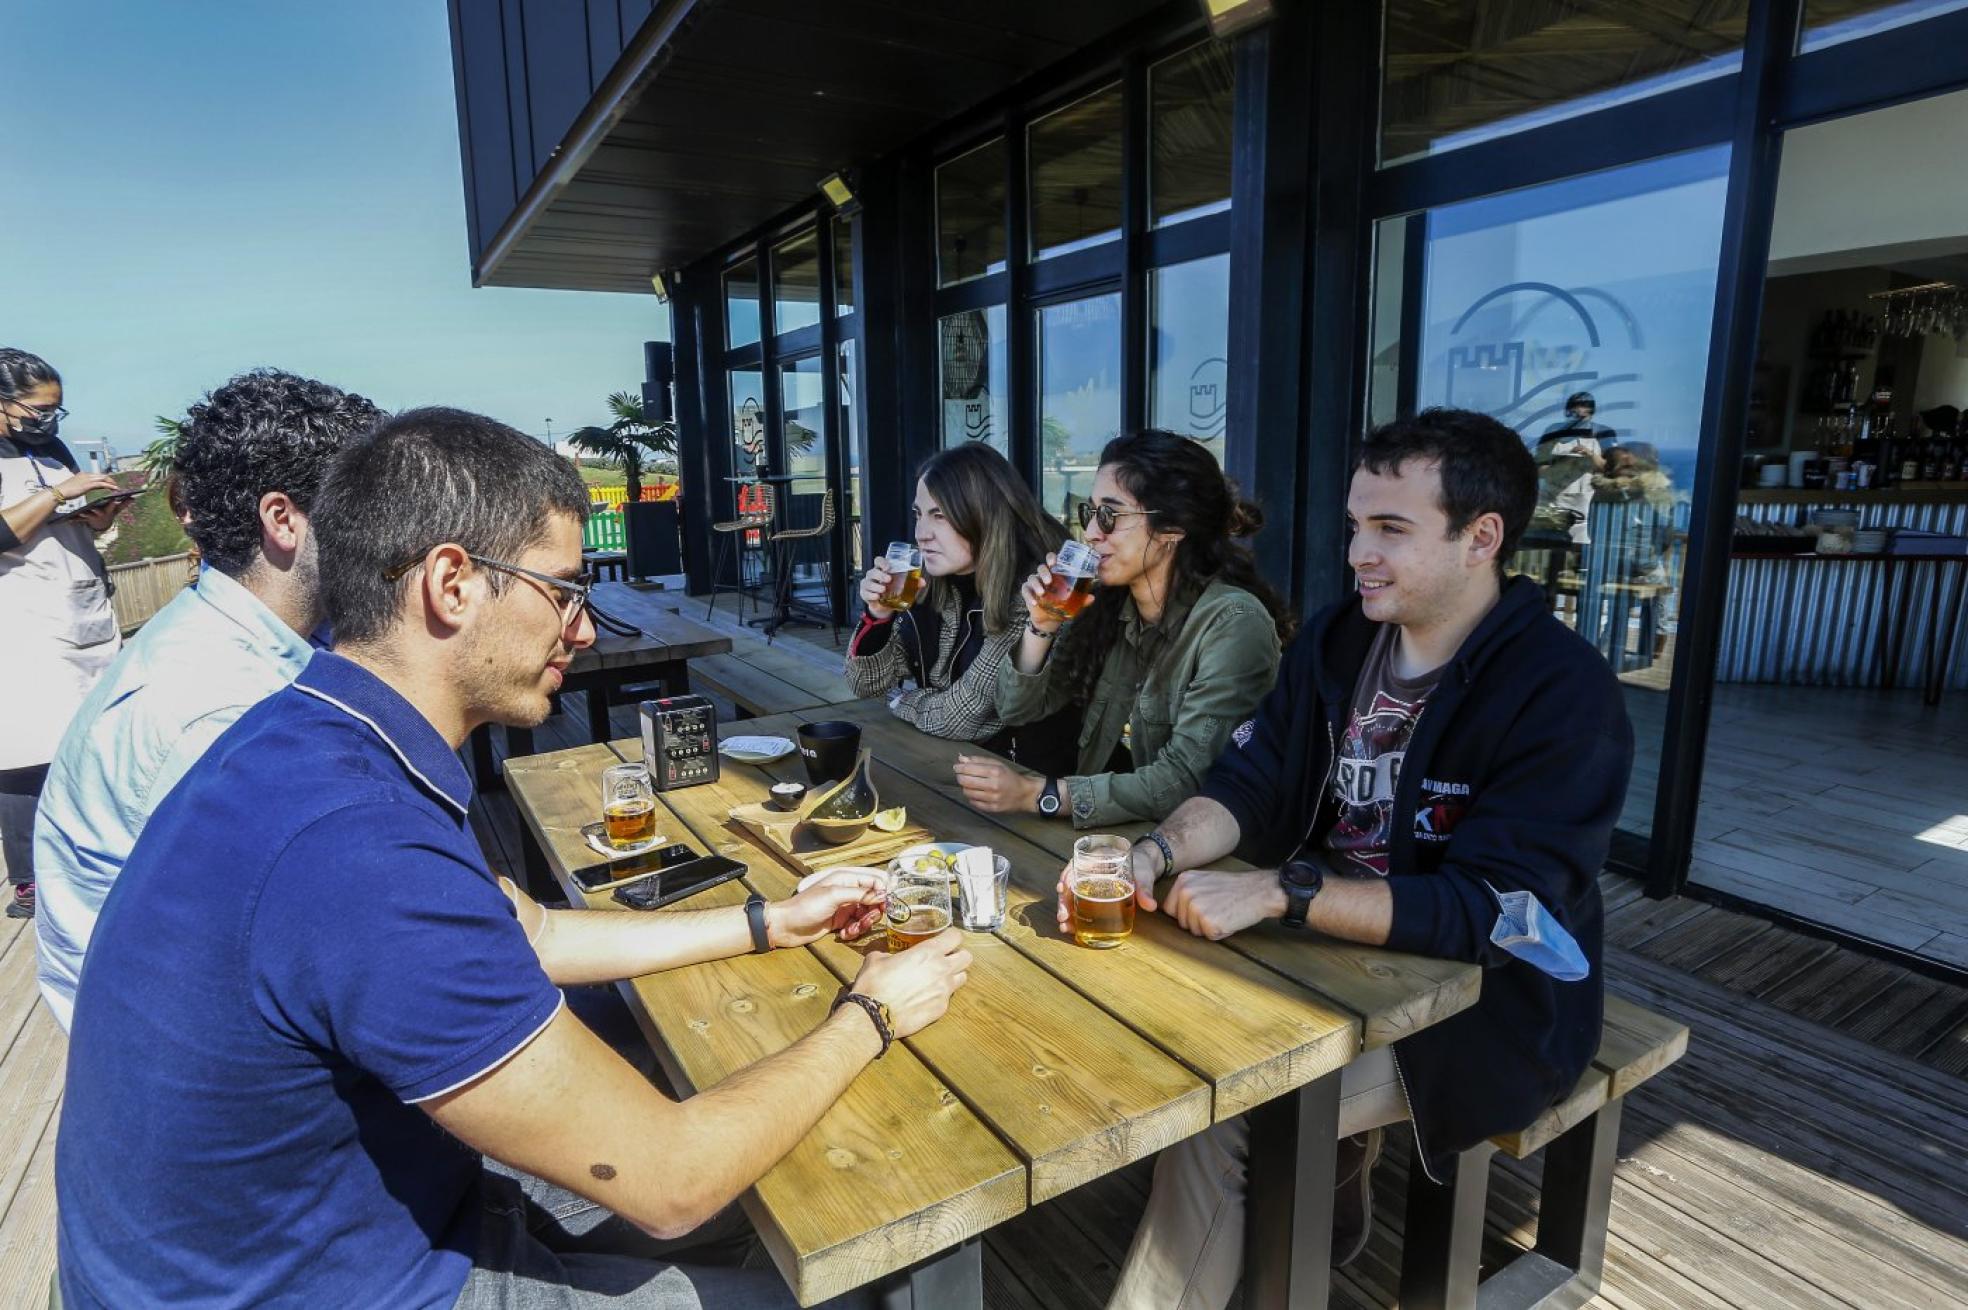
[703, 482, 774, 622]
[765, 487, 840, 644]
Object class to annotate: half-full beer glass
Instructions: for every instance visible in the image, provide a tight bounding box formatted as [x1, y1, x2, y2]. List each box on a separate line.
[1067, 834, 1135, 948]
[880, 542, 925, 611]
[600, 763, 658, 849]
[1037, 541, 1098, 622]
[886, 857, 954, 950]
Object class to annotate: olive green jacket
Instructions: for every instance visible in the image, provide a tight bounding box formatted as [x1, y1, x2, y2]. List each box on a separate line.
[996, 577, 1282, 828]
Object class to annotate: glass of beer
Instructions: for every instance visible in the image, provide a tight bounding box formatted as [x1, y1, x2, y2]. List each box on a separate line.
[885, 857, 954, 951]
[600, 763, 658, 850]
[1037, 540, 1099, 623]
[880, 542, 924, 611]
[1066, 834, 1135, 949]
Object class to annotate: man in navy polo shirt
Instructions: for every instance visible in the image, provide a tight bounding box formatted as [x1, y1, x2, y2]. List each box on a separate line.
[57, 408, 972, 1308]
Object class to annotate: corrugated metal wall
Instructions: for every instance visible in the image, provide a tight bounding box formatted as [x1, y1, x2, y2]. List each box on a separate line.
[1719, 498, 1968, 690]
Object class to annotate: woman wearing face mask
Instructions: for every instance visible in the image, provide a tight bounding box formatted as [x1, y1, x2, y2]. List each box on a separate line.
[845, 442, 1082, 778]
[963, 429, 1290, 827]
[0, 349, 127, 920]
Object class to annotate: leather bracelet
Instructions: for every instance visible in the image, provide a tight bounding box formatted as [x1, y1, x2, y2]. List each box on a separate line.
[832, 991, 893, 1058]
[743, 892, 772, 954]
[1026, 621, 1056, 640]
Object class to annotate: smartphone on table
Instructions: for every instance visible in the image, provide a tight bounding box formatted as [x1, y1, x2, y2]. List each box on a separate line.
[568, 840, 747, 909]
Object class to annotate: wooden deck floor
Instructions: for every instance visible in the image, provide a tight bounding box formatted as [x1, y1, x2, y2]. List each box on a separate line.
[8, 628, 1967, 1306]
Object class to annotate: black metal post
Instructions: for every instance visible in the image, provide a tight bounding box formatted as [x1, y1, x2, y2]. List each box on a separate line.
[1243, 1068, 1341, 1310]
[1399, 1141, 1495, 1310]
[1646, 0, 1800, 899]
[875, 1238, 982, 1310]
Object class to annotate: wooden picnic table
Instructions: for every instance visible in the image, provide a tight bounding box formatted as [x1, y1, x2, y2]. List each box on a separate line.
[471, 582, 732, 790]
[503, 700, 1480, 1308]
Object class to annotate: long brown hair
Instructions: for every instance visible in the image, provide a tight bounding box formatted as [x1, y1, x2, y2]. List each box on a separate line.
[916, 443, 1066, 634]
[1051, 430, 1295, 706]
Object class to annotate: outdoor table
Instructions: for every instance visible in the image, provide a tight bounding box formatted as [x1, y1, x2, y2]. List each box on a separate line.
[470, 582, 731, 792]
[503, 700, 1479, 1308]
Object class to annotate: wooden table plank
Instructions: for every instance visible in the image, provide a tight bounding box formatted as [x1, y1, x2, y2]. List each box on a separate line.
[502, 744, 623, 875]
[646, 754, 1214, 1204]
[579, 583, 732, 674]
[684, 714, 1362, 1123]
[724, 643, 859, 705]
[831, 710, 1481, 1053]
[505, 753, 1027, 1305]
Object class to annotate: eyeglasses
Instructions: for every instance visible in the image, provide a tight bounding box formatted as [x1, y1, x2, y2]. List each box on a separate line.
[383, 551, 595, 628]
[1077, 501, 1159, 535]
[4, 400, 67, 423]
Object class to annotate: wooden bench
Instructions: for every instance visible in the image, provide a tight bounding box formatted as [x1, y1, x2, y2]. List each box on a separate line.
[1399, 994, 1689, 1310]
[688, 647, 858, 719]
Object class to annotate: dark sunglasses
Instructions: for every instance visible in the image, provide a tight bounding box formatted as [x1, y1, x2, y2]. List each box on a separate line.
[383, 551, 595, 627]
[1077, 501, 1159, 535]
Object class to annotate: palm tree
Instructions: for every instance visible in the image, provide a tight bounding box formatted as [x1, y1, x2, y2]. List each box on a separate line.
[141, 415, 184, 484]
[567, 391, 677, 504]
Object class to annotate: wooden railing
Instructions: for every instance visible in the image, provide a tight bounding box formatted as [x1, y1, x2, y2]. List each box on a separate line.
[107, 552, 196, 633]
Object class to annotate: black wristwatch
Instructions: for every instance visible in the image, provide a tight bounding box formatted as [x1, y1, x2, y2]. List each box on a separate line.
[1278, 857, 1325, 930]
[744, 892, 772, 954]
[1037, 778, 1063, 817]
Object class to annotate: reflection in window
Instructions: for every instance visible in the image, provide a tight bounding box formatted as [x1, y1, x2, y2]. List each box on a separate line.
[772, 232, 822, 337]
[1802, 0, 1968, 50]
[937, 139, 1008, 286]
[939, 306, 1007, 452]
[1381, 2, 1744, 166]
[1150, 42, 1234, 228]
[834, 216, 855, 316]
[725, 258, 761, 349]
[1148, 254, 1230, 464]
[1038, 292, 1122, 522]
[781, 357, 826, 499]
[729, 368, 766, 481]
[1029, 84, 1124, 260]
[1366, 147, 1732, 840]
[838, 339, 863, 570]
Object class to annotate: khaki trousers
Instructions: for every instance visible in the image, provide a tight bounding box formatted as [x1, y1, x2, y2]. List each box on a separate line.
[1108, 1045, 1409, 1310]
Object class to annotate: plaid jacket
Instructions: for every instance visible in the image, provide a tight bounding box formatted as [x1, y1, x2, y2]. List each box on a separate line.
[844, 584, 1016, 743]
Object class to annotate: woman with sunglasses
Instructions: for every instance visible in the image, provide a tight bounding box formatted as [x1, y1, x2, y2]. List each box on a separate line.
[845, 442, 1081, 778]
[0, 348, 127, 920]
[961, 429, 1291, 827]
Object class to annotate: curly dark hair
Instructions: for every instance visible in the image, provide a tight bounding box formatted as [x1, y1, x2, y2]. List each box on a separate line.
[1049, 430, 1294, 707]
[171, 369, 384, 576]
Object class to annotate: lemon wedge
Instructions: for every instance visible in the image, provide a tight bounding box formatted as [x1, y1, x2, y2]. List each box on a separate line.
[871, 806, 908, 833]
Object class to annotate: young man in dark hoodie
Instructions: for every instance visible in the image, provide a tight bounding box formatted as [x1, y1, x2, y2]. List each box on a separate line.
[1097, 407, 1633, 1306]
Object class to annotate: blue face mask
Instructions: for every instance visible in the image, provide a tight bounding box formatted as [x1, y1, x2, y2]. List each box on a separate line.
[1484, 881, 1591, 982]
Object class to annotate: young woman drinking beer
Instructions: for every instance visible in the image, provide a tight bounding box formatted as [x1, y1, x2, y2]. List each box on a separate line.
[963, 430, 1289, 827]
[845, 442, 1081, 777]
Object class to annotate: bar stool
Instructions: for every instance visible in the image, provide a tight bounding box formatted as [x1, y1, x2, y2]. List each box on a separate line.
[765, 487, 840, 644]
[704, 482, 774, 622]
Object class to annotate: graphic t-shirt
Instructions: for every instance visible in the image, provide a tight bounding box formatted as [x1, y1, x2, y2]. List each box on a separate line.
[1321, 624, 1444, 878]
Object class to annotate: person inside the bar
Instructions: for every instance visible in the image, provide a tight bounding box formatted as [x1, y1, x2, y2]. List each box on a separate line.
[56, 407, 972, 1309]
[1093, 408, 1631, 1301]
[963, 429, 1289, 827]
[844, 441, 1080, 779]
[34, 369, 382, 1032]
[1530, 390, 1612, 545]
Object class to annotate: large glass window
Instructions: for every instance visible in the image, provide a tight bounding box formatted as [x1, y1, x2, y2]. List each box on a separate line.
[1029, 83, 1124, 260]
[1149, 42, 1234, 228]
[1368, 147, 1733, 841]
[1380, 2, 1745, 166]
[1148, 254, 1230, 463]
[772, 231, 822, 337]
[1037, 291, 1123, 522]
[1802, 0, 1968, 49]
[724, 258, 761, 349]
[939, 306, 1008, 451]
[781, 356, 826, 497]
[937, 139, 1008, 286]
[728, 368, 766, 478]
[834, 216, 855, 316]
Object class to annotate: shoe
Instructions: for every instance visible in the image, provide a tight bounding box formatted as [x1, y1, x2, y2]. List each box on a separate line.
[1330, 1127, 1383, 1268]
[5, 883, 34, 920]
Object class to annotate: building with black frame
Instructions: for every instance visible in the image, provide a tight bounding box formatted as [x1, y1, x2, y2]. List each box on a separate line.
[448, 0, 1968, 973]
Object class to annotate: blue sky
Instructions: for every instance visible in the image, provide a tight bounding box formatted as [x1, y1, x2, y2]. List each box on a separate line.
[2, 0, 666, 456]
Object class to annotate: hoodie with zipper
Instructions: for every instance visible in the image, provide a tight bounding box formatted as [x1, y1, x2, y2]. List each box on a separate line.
[845, 575, 1079, 779]
[1199, 577, 1632, 1179]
